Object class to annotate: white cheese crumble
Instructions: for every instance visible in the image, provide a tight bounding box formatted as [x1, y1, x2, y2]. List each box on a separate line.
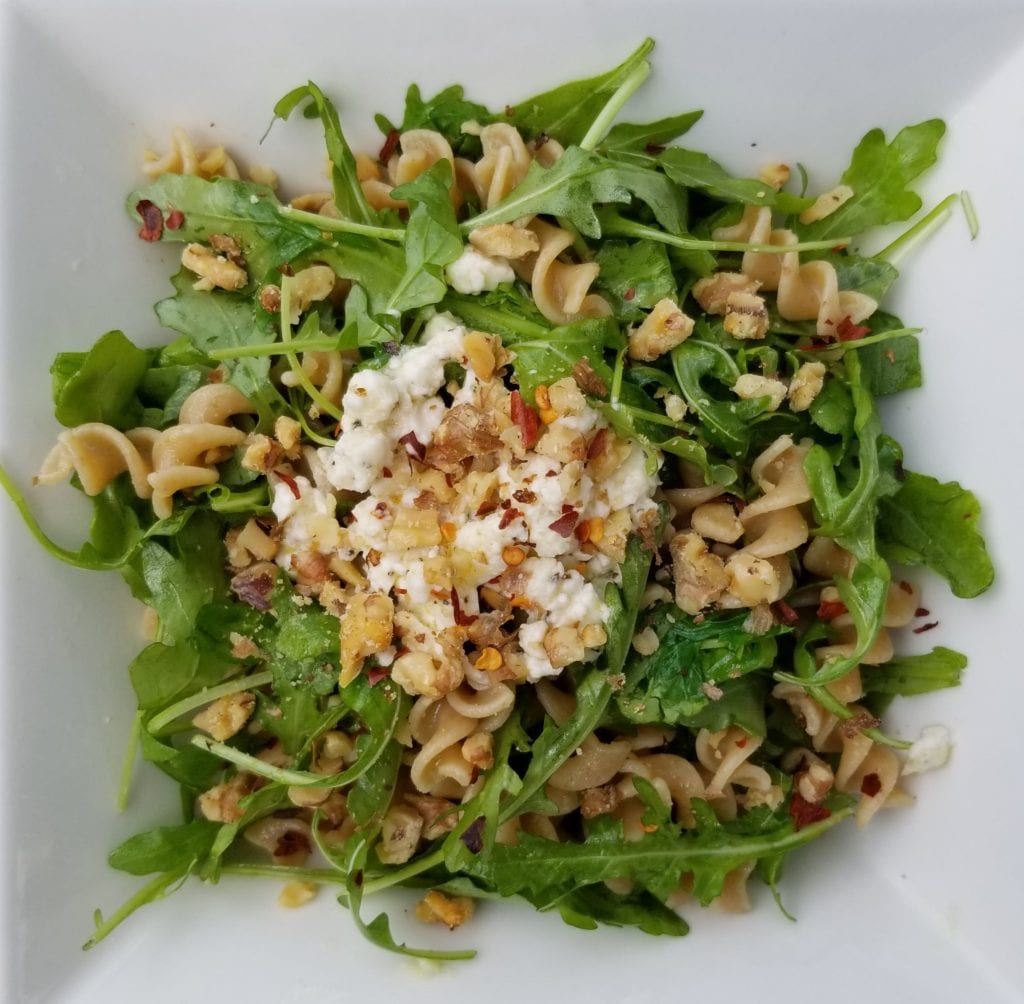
[445, 246, 515, 295]
[270, 475, 346, 569]
[902, 725, 953, 776]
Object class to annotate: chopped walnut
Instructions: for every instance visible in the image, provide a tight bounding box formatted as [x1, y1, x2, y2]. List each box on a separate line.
[544, 626, 585, 669]
[628, 298, 695, 361]
[390, 649, 463, 698]
[692, 272, 761, 315]
[181, 242, 248, 291]
[192, 692, 256, 742]
[469, 223, 539, 259]
[669, 530, 728, 615]
[278, 881, 318, 909]
[287, 264, 337, 323]
[241, 434, 283, 474]
[732, 373, 787, 410]
[415, 890, 476, 930]
[274, 415, 302, 453]
[580, 783, 625, 819]
[405, 794, 459, 840]
[723, 291, 770, 340]
[788, 361, 826, 412]
[376, 805, 424, 865]
[425, 404, 503, 474]
[339, 592, 394, 686]
[197, 773, 255, 823]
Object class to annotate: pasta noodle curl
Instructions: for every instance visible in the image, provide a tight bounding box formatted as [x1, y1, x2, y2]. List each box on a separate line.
[713, 206, 877, 337]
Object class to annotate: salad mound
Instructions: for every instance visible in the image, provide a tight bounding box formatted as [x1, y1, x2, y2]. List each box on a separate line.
[2, 38, 994, 958]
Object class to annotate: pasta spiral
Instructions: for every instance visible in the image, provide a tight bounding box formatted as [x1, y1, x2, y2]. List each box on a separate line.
[713, 206, 877, 337]
[142, 127, 241, 181]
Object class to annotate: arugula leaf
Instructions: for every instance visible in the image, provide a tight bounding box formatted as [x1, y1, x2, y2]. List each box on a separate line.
[594, 240, 676, 322]
[379, 82, 494, 157]
[385, 161, 463, 313]
[465, 146, 632, 238]
[674, 675, 769, 736]
[599, 534, 653, 682]
[660, 148, 811, 214]
[108, 820, 219, 876]
[274, 82, 375, 225]
[202, 785, 289, 880]
[502, 39, 654, 146]
[615, 606, 780, 733]
[461, 805, 850, 905]
[52, 330, 150, 430]
[138, 730, 224, 791]
[863, 646, 966, 703]
[796, 120, 946, 240]
[551, 884, 688, 936]
[832, 255, 899, 301]
[599, 110, 704, 157]
[128, 174, 325, 278]
[877, 471, 994, 598]
[502, 317, 621, 403]
[155, 270, 277, 414]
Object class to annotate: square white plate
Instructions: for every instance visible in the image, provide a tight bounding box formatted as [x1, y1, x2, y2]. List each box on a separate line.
[2, 1, 1023, 1001]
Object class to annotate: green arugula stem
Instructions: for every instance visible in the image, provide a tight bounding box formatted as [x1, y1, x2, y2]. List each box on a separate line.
[579, 56, 652, 151]
[116, 711, 143, 812]
[291, 402, 338, 447]
[280, 278, 343, 421]
[602, 213, 850, 254]
[148, 670, 274, 736]
[362, 847, 447, 895]
[207, 337, 342, 360]
[83, 869, 187, 950]
[874, 193, 959, 264]
[220, 862, 348, 886]
[808, 685, 911, 750]
[960, 190, 979, 239]
[278, 204, 405, 242]
[556, 216, 593, 260]
[0, 464, 129, 570]
[792, 327, 921, 355]
[615, 402, 686, 430]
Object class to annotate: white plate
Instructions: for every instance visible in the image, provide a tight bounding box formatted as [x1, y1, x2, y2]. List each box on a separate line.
[1, 1, 1023, 1001]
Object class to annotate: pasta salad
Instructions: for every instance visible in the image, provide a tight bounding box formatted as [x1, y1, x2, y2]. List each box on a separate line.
[2, 39, 994, 957]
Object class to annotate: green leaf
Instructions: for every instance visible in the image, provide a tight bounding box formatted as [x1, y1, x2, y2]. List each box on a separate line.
[862, 646, 966, 700]
[52, 330, 150, 429]
[503, 316, 621, 404]
[552, 884, 689, 936]
[832, 255, 899, 301]
[274, 82, 375, 225]
[594, 240, 676, 322]
[385, 161, 463, 313]
[797, 119, 946, 240]
[660, 148, 811, 214]
[137, 730, 224, 791]
[599, 110, 704, 156]
[108, 820, 219, 876]
[856, 311, 921, 396]
[502, 39, 654, 147]
[383, 82, 494, 157]
[877, 471, 994, 598]
[615, 606, 780, 733]
[465, 145, 632, 238]
[128, 174, 325, 278]
[155, 270, 277, 413]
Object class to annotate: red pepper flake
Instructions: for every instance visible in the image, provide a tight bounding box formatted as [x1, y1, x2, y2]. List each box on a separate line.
[831, 243, 849, 253]
[860, 773, 882, 798]
[817, 599, 847, 620]
[789, 793, 831, 831]
[898, 580, 914, 594]
[367, 666, 389, 686]
[450, 587, 477, 627]
[381, 467, 392, 479]
[548, 510, 578, 538]
[772, 600, 799, 625]
[561, 503, 575, 514]
[912, 621, 939, 634]
[915, 607, 930, 618]
[476, 500, 498, 517]
[623, 287, 636, 301]
[736, 737, 748, 749]
[644, 142, 666, 155]
[398, 430, 426, 461]
[379, 128, 401, 163]
[165, 209, 185, 231]
[499, 508, 522, 530]
[136, 200, 164, 242]
[837, 316, 871, 342]
[587, 428, 608, 461]
[513, 488, 536, 504]
[504, 105, 516, 118]
[510, 391, 540, 450]
[276, 472, 301, 500]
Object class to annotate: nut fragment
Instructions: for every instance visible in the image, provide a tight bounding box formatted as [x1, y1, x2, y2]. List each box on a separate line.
[192, 692, 255, 742]
[181, 242, 248, 291]
[376, 805, 424, 865]
[278, 881, 318, 909]
[391, 650, 463, 698]
[723, 291, 770, 340]
[787, 361, 826, 412]
[692, 272, 760, 315]
[463, 330, 498, 381]
[669, 530, 729, 615]
[544, 626, 585, 669]
[415, 890, 476, 929]
[287, 264, 336, 323]
[339, 592, 394, 686]
[732, 373, 787, 410]
[628, 299, 695, 361]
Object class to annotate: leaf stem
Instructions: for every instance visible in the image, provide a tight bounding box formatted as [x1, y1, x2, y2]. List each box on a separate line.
[220, 862, 348, 886]
[148, 670, 274, 736]
[874, 192, 959, 265]
[278, 205, 405, 242]
[960, 190, 979, 240]
[280, 278, 343, 421]
[83, 869, 187, 950]
[579, 56, 652, 151]
[207, 337, 342, 360]
[116, 710, 143, 812]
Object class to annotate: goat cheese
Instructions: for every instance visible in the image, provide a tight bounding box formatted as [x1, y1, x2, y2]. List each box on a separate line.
[445, 246, 515, 295]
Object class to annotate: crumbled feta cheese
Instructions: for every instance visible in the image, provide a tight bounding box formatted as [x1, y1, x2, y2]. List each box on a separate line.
[518, 620, 557, 682]
[603, 445, 658, 512]
[271, 475, 345, 568]
[902, 725, 953, 775]
[445, 246, 515, 295]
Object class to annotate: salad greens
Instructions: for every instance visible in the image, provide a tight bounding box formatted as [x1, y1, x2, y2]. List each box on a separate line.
[1, 38, 993, 961]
